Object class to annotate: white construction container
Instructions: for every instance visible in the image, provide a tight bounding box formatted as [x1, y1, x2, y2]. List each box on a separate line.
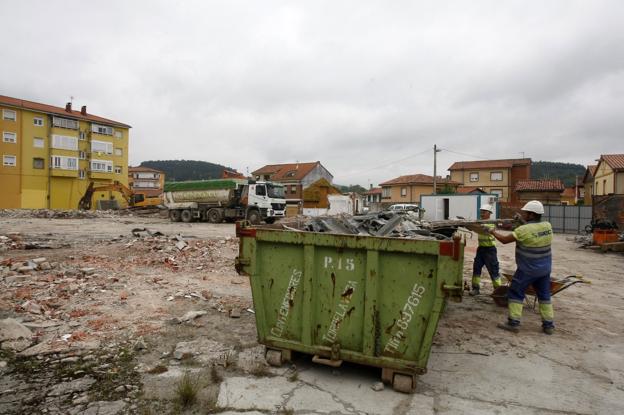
[420, 194, 499, 221]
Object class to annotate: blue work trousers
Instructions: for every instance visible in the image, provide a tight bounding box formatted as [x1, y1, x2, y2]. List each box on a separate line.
[508, 269, 551, 303]
[473, 246, 500, 280]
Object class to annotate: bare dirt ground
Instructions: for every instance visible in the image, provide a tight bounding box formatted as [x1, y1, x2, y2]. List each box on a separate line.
[1, 213, 623, 414]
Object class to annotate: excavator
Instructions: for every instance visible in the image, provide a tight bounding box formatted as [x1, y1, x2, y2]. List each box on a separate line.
[78, 181, 161, 210]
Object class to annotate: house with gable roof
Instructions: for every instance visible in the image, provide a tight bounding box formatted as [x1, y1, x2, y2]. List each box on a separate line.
[252, 161, 333, 215]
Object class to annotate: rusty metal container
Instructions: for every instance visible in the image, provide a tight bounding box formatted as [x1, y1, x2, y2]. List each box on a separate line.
[235, 222, 464, 392]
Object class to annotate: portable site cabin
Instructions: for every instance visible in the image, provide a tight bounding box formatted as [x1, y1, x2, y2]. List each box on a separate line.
[420, 194, 499, 221]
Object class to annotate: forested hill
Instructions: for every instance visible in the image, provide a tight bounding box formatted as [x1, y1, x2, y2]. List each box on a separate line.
[531, 161, 586, 187]
[139, 160, 236, 181]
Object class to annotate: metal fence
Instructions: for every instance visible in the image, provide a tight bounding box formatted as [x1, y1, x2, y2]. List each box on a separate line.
[543, 205, 592, 234]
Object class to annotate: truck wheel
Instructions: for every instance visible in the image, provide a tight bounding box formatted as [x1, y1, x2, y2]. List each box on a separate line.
[169, 210, 181, 222]
[264, 217, 276, 224]
[246, 210, 261, 225]
[181, 209, 193, 223]
[207, 209, 222, 223]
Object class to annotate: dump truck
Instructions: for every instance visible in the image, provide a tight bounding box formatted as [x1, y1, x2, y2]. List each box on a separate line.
[163, 179, 286, 224]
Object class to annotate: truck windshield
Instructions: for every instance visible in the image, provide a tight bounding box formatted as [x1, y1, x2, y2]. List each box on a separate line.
[267, 184, 285, 199]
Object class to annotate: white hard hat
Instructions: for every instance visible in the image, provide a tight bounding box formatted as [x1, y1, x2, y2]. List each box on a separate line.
[480, 204, 494, 213]
[521, 200, 544, 215]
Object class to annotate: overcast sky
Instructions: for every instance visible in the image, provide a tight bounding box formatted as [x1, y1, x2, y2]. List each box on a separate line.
[2, 1, 623, 186]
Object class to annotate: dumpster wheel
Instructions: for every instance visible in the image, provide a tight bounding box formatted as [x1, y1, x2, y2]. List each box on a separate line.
[266, 349, 283, 367]
[393, 373, 416, 394]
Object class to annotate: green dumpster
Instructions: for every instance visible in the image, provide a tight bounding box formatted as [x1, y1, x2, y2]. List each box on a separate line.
[235, 222, 464, 392]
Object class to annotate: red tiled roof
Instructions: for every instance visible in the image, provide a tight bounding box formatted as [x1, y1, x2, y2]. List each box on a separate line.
[601, 154, 624, 171]
[252, 162, 326, 181]
[364, 187, 382, 195]
[129, 166, 163, 173]
[515, 179, 565, 192]
[456, 186, 486, 194]
[448, 158, 531, 171]
[0, 94, 130, 128]
[380, 174, 460, 186]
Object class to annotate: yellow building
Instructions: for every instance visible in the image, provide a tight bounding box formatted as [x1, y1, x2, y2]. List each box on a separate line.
[593, 154, 624, 196]
[0, 95, 131, 209]
[448, 158, 531, 203]
[379, 174, 460, 205]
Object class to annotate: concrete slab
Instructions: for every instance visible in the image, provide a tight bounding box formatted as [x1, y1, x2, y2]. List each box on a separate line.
[287, 384, 346, 413]
[295, 364, 419, 415]
[216, 376, 295, 411]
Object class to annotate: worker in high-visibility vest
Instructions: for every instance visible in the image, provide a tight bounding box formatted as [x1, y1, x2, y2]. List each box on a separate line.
[488, 200, 555, 334]
[469, 204, 502, 296]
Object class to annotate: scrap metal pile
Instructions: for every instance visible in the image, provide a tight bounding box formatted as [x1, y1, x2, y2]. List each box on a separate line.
[301, 211, 456, 240]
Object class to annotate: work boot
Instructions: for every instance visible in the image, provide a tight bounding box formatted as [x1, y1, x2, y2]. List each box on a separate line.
[542, 324, 555, 335]
[469, 287, 480, 296]
[497, 319, 520, 333]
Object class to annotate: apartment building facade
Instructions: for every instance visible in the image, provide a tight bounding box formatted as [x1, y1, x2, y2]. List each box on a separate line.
[448, 158, 531, 203]
[128, 166, 165, 199]
[0, 95, 130, 209]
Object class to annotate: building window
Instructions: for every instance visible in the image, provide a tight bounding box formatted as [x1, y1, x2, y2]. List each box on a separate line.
[115, 131, 122, 139]
[50, 155, 78, 170]
[382, 187, 391, 198]
[79, 170, 86, 179]
[114, 166, 122, 174]
[33, 117, 44, 126]
[114, 148, 123, 156]
[490, 171, 503, 181]
[3, 132, 17, 143]
[33, 158, 45, 169]
[290, 185, 297, 193]
[52, 116, 79, 130]
[91, 159, 113, 173]
[51, 134, 78, 150]
[3, 155, 16, 166]
[91, 123, 113, 135]
[33, 137, 45, 148]
[3, 109, 16, 121]
[469, 172, 479, 182]
[603, 180, 607, 194]
[490, 189, 503, 198]
[91, 140, 113, 154]
[401, 187, 407, 197]
[79, 151, 87, 160]
[79, 131, 87, 140]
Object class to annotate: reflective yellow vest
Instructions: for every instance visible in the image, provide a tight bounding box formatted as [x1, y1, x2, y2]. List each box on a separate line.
[478, 223, 496, 247]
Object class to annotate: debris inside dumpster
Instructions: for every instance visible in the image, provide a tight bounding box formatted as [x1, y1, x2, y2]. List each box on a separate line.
[302, 212, 453, 240]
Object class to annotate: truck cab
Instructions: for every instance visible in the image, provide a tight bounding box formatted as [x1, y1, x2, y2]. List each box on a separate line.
[246, 182, 286, 223]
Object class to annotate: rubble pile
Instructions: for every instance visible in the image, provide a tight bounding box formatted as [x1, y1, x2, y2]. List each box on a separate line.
[0, 208, 163, 220]
[1, 232, 70, 251]
[302, 211, 453, 240]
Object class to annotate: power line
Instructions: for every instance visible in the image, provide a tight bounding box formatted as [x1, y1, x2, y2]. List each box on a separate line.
[337, 148, 431, 180]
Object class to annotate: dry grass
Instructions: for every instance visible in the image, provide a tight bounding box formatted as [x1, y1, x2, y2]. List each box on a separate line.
[174, 371, 199, 408]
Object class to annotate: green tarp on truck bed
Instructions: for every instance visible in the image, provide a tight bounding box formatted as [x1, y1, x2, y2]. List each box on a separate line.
[164, 179, 247, 192]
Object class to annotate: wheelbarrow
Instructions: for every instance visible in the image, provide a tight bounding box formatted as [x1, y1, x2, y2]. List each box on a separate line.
[491, 273, 590, 308]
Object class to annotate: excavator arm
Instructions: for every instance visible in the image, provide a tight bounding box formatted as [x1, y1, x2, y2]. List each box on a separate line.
[78, 181, 139, 210]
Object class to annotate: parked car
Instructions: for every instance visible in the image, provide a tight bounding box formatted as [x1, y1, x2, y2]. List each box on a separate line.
[388, 203, 420, 212]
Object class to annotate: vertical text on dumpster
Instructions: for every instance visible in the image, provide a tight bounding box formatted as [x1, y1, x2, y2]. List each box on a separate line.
[384, 283, 426, 353]
[323, 280, 358, 343]
[270, 268, 302, 338]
